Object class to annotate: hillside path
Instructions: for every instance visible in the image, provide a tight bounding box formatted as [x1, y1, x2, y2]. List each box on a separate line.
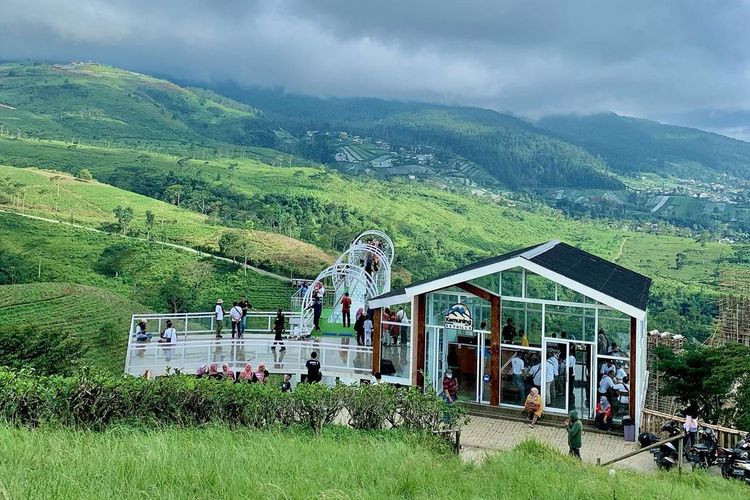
[461, 416, 653, 472]
[0, 208, 296, 282]
[613, 236, 629, 263]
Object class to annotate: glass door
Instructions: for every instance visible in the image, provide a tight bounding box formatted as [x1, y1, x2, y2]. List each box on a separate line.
[479, 330, 492, 403]
[445, 328, 478, 401]
[542, 340, 593, 417]
[543, 341, 568, 412]
[569, 342, 593, 419]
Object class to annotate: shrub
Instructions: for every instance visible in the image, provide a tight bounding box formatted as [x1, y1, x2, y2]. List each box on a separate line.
[0, 368, 466, 435]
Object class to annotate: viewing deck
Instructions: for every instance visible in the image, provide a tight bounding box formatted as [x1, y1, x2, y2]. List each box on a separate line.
[125, 312, 374, 383]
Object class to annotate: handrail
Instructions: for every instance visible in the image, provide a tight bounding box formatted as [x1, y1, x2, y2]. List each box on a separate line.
[641, 408, 745, 448]
[598, 433, 683, 469]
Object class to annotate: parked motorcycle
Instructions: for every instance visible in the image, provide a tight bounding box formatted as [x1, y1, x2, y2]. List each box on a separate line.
[720, 433, 750, 486]
[650, 420, 683, 470]
[686, 427, 720, 469]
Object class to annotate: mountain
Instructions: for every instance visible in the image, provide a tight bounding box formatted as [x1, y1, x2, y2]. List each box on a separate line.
[537, 112, 750, 180]
[208, 84, 624, 190]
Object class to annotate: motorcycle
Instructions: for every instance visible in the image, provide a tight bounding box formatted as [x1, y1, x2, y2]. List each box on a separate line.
[686, 427, 720, 469]
[720, 433, 750, 486]
[650, 420, 683, 470]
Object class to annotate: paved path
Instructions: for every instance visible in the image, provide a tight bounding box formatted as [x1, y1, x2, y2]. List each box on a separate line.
[461, 416, 654, 472]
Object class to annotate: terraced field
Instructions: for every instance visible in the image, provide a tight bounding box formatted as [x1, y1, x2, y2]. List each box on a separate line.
[0, 283, 149, 373]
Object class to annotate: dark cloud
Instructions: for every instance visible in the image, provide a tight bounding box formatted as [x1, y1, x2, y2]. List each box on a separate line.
[2, 0, 750, 137]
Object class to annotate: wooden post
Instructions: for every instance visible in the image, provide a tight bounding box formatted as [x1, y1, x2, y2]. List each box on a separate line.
[415, 294, 427, 389]
[629, 316, 637, 419]
[372, 308, 382, 374]
[490, 295, 501, 406]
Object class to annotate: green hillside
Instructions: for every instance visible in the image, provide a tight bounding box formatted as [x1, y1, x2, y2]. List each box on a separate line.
[0, 212, 292, 313]
[0, 427, 744, 499]
[0, 283, 148, 373]
[0, 164, 332, 277]
[538, 112, 750, 180]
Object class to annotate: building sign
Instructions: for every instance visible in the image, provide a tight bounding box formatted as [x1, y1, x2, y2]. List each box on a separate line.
[444, 303, 473, 331]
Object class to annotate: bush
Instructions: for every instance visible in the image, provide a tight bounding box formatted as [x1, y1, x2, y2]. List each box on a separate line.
[0, 368, 466, 434]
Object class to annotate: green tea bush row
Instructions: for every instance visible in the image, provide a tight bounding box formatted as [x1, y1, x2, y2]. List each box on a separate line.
[0, 368, 466, 433]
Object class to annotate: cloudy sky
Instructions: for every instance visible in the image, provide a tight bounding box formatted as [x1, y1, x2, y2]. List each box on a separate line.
[3, 0, 750, 139]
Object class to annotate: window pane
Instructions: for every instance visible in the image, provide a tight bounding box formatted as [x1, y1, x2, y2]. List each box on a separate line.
[501, 347, 539, 406]
[501, 299, 542, 347]
[545, 304, 595, 342]
[470, 273, 500, 296]
[501, 269, 523, 297]
[595, 357, 631, 423]
[525, 272, 556, 300]
[597, 309, 631, 356]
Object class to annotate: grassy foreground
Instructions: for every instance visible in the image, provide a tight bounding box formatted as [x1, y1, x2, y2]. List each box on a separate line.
[0, 426, 743, 499]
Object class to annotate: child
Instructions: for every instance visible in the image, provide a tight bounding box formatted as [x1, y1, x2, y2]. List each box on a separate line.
[281, 373, 292, 392]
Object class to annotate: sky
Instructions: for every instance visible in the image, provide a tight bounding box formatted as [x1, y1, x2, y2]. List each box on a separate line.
[2, 0, 750, 139]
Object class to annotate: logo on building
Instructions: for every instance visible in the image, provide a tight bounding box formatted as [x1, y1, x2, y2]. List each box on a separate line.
[445, 303, 473, 331]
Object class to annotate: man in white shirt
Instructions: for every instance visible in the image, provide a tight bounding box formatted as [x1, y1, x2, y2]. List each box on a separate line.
[530, 361, 542, 390]
[598, 370, 615, 397]
[510, 355, 525, 403]
[600, 361, 614, 377]
[545, 358, 556, 405]
[229, 301, 243, 339]
[214, 299, 225, 339]
[396, 306, 409, 345]
[615, 363, 627, 381]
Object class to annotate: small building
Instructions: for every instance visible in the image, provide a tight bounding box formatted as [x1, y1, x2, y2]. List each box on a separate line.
[368, 240, 651, 430]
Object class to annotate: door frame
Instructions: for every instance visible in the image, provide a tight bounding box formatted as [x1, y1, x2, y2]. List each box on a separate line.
[541, 338, 594, 415]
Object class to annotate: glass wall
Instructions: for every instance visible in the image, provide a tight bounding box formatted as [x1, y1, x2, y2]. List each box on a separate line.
[500, 346, 541, 406]
[545, 304, 595, 342]
[597, 309, 631, 356]
[501, 299, 542, 347]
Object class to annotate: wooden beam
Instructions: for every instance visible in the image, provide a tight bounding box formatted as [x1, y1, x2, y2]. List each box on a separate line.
[372, 308, 382, 374]
[629, 316, 637, 419]
[456, 281, 497, 301]
[490, 295, 501, 406]
[415, 294, 427, 389]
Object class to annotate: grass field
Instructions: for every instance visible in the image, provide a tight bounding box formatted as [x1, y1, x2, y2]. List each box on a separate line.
[0, 164, 331, 278]
[0, 426, 743, 499]
[0, 283, 148, 373]
[0, 212, 293, 313]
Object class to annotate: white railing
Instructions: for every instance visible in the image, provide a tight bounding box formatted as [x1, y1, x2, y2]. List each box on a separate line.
[125, 337, 374, 380]
[128, 311, 303, 339]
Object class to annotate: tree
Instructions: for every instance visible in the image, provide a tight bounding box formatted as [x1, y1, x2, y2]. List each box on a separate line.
[145, 210, 155, 240]
[675, 252, 687, 270]
[159, 273, 196, 313]
[113, 205, 134, 235]
[219, 223, 254, 275]
[75, 168, 93, 181]
[185, 260, 214, 290]
[164, 184, 184, 206]
[0, 323, 82, 375]
[655, 343, 750, 429]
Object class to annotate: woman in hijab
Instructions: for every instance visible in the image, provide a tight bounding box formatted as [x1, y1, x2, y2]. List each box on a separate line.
[238, 363, 255, 382]
[524, 387, 544, 428]
[595, 396, 613, 431]
[222, 364, 235, 382]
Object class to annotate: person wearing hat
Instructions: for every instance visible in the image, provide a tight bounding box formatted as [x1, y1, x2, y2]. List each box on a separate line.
[442, 369, 458, 403]
[214, 299, 226, 339]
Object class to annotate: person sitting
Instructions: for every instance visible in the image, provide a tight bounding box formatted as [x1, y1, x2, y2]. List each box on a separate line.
[598, 369, 616, 401]
[595, 396, 613, 431]
[222, 364, 235, 382]
[281, 373, 293, 392]
[195, 365, 207, 378]
[306, 352, 322, 383]
[208, 363, 223, 380]
[611, 375, 630, 416]
[524, 387, 544, 428]
[255, 363, 268, 384]
[607, 343, 623, 356]
[238, 363, 255, 382]
[135, 320, 152, 341]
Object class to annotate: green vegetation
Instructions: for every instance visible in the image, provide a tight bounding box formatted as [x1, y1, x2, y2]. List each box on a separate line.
[0, 164, 331, 277]
[655, 343, 750, 429]
[0, 212, 292, 314]
[0, 283, 147, 374]
[0, 426, 744, 499]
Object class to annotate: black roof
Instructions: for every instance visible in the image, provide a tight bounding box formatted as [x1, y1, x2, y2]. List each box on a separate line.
[371, 240, 652, 311]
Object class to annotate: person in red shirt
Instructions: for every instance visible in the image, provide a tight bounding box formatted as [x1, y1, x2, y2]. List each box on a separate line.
[442, 370, 458, 403]
[340, 292, 352, 327]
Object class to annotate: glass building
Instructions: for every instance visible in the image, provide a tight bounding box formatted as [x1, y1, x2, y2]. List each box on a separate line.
[368, 240, 651, 430]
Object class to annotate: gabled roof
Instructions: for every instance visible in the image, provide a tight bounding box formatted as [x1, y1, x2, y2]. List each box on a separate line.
[369, 240, 652, 319]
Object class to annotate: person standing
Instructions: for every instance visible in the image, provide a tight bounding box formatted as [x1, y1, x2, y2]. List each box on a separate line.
[230, 301, 243, 339]
[340, 292, 352, 328]
[239, 295, 252, 335]
[214, 299, 225, 339]
[159, 319, 178, 362]
[511, 354, 526, 403]
[502, 318, 516, 344]
[683, 405, 699, 447]
[545, 356, 556, 405]
[306, 352, 321, 383]
[354, 311, 366, 346]
[306, 290, 323, 332]
[272, 308, 286, 351]
[363, 314, 374, 346]
[397, 306, 408, 345]
[565, 410, 583, 460]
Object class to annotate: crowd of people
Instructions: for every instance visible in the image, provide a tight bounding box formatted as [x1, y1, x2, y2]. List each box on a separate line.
[213, 296, 254, 339]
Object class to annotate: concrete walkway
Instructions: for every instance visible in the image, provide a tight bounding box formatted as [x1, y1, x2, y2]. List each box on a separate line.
[461, 416, 654, 472]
